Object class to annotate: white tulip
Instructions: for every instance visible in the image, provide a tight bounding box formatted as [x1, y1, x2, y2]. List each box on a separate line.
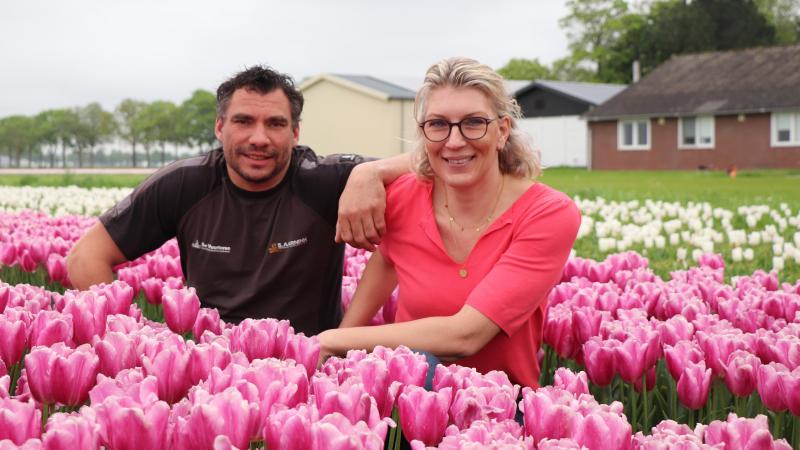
[731, 247, 743, 262]
[691, 248, 703, 262]
[677, 248, 687, 261]
[744, 248, 755, 261]
[773, 256, 784, 271]
[655, 236, 666, 248]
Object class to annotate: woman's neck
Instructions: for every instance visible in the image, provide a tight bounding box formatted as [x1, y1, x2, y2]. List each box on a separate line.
[435, 171, 505, 231]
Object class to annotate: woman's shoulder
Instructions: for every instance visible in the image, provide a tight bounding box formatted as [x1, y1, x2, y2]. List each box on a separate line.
[385, 173, 432, 219]
[513, 181, 580, 225]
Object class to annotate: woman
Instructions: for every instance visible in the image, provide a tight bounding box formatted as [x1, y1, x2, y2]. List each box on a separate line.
[319, 57, 580, 388]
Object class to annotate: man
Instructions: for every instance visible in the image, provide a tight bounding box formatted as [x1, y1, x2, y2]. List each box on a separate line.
[66, 66, 409, 336]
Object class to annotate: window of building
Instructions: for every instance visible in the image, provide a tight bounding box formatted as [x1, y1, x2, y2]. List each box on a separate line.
[679, 116, 714, 149]
[618, 118, 650, 150]
[772, 111, 800, 146]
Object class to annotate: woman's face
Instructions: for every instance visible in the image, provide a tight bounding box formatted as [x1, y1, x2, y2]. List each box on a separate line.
[422, 86, 510, 189]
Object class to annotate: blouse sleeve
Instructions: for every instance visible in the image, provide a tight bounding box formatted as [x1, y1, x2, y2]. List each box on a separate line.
[465, 193, 581, 336]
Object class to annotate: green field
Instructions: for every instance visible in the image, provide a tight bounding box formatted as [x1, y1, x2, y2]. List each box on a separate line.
[2, 168, 799, 208]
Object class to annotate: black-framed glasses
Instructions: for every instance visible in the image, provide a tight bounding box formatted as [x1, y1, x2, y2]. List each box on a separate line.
[419, 117, 501, 142]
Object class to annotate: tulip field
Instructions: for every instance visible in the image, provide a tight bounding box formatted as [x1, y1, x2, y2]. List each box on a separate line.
[1, 171, 800, 449]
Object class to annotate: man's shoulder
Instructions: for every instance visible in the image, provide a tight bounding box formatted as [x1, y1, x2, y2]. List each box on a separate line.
[291, 146, 367, 171]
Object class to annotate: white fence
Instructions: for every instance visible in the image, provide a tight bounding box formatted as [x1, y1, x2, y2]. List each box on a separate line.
[517, 116, 588, 168]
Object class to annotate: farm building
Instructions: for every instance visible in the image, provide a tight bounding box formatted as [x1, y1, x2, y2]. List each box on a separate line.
[585, 45, 800, 170]
[515, 80, 625, 167]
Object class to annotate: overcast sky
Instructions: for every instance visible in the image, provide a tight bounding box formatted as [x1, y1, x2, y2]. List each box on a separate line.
[1, 0, 570, 118]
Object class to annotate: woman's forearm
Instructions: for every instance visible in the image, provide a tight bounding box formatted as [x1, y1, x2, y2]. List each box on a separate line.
[322, 306, 500, 361]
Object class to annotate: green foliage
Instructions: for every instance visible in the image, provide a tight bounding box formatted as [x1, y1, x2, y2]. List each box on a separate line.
[178, 89, 218, 151]
[115, 99, 147, 167]
[0, 173, 148, 188]
[497, 58, 555, 80]
[503, 0, 800, 84]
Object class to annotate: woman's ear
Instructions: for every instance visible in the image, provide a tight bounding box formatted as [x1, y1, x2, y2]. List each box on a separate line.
[497, 116, 511, 151]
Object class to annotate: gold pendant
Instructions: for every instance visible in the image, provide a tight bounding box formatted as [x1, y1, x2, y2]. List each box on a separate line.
[459, 268, 468, 278]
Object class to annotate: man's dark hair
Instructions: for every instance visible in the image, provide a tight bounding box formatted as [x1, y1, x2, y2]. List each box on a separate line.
[216, 65, 304, 127]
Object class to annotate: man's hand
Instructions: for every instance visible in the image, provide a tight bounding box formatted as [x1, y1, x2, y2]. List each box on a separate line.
[336, 163, 386, 251]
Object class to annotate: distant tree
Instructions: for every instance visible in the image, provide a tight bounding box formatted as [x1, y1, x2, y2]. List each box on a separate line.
[137, 100, 178, 167]
[178, 89, 218, 155]
[75, 103, 116, 167]
[34, 110, 59, 167]
[558, 0, 632, 81]
[47, 109, 81, 168]
[755, 0, 800, 44]
[115, 99, 146, 167]
[605, 0, 778, 82]
[0, 116, 38, 167]
[497, 58, 556, 80]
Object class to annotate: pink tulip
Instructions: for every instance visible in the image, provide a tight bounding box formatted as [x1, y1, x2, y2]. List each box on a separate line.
[231, 319, 291, 361]
[664, 341, 705, 381]
[756, 363, 788, 412]
[172, 387, 260, 450]
[187, 341, 233, 386]
[723, 350, 760, 398]
[42, 412, 100, 450]
[536, 438, 585, 449]
[263, 404, 316, 450]
[141, 343, 193, 404]
[582, 338, 617, 387]
[553, 368, 590, 396]
[283, 333, 320, 379]
[62, 291, 108, 345]
[676, 361, 712, 410]
[45, 254, 68, 286]
[705, 413, 792, 450]
[311, 376, 380, 428]
[52, 344, 99, 406]
[658, 315, 695, 347]
[162, 287, 200, 335]
[193, 308, 222, 340]
[781, 366, 800, 416]
[89, 369, 160, 407]
[696, 331, 750, 377]
[449, 385, 517, 429]
[238, 359, 309, 410]
[544, 304, 578, 359]
[116, 267, 143, 295]
[24, 346, 59, 404]
[573, 411, 633, 450]
[28, 311, 73, 348]
[371, 346, 429, 389]
[0, 375, 8, 398]
[0, 398, 41, 444]
[90, 281, 134, 315]
[140, 278, 164, 305]
[398, 386, 452, 446]
[0, 316, 27, 368]
[312, 412, 388, 450]
[345, 356, 401, 418]
[105, 313, 140, 334]
[93, 396, 171, 450]
[0, 244, 16, 267]
[0, 439, 43, 450]
[614, 338, 648, 384]
[433, 418, 530, 449]
[521, 388, 580, 443]
[93, 331, 138, 377]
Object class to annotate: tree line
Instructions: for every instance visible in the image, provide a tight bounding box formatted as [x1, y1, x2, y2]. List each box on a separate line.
[0, 90, 217, 168]
[499, 0, 800, 83]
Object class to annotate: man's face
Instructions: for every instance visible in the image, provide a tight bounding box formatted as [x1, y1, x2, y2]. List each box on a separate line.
[215, 88, 299, 191]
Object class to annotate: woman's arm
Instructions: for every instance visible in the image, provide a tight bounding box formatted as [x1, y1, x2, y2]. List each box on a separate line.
[321, 304, 501, 362]
[339, 250, 398, 328]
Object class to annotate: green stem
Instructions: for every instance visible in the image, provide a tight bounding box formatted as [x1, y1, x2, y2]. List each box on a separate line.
[792, 415, 799, 450]
[393, 407, 402, 450]
[41, 403, 51, 431]
[772, 411, 784, 441]
[629, 382, 638, 432]
[642, 372, 649, 432]
[8, 361, 21, 396]
[688, 407, 695, 430]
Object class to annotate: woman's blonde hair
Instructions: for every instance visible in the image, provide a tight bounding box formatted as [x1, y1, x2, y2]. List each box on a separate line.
[413, 57, 541, 179]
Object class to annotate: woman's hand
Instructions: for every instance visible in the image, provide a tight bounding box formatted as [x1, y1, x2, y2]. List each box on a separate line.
[316, 329, 336, 368]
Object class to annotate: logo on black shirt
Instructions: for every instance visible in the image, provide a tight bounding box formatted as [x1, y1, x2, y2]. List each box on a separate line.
[268, 237, 309, 254]
[191, 240, 231, 254]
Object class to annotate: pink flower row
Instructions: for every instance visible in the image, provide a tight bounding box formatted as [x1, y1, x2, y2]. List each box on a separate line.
[545, 251, 800, 413]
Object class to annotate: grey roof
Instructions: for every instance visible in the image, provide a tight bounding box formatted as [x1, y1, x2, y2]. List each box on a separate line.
[520, 80, 626, 105]
[586, 45, 800, 120]
[333, 74, 416, 100]
[342, 75, 531, 98]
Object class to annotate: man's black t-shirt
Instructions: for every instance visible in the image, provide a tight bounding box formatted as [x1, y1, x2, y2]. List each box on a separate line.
[100, 146, 364, 335]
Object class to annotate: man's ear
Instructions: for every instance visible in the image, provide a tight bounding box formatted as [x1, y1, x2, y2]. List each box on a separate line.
[214, 116, 224, 141]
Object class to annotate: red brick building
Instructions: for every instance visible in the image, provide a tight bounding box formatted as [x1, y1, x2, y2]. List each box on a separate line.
[585, 45, 800, 170]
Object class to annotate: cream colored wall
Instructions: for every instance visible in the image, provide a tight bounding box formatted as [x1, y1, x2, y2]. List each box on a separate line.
[298, 81, 416, 159]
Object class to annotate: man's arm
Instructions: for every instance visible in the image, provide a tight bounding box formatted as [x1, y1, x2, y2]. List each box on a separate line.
[336, 152, 413, 251]
[66, 221, 128, 290]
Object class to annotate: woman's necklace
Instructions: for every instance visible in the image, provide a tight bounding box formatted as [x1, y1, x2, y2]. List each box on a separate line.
[443, 175, 505, 233]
